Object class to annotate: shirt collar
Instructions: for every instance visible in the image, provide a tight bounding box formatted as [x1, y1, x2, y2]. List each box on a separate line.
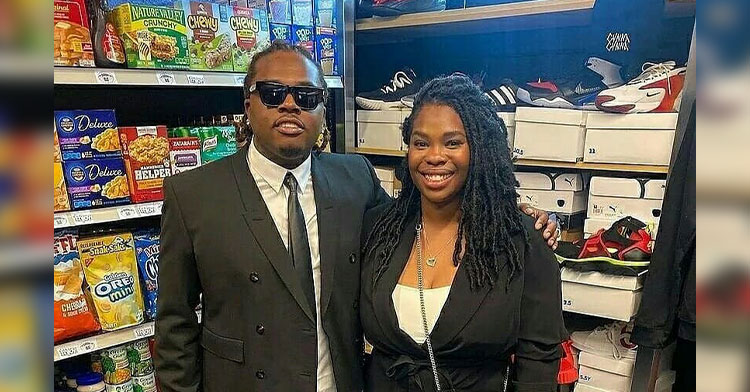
[248, 138, 312, 194]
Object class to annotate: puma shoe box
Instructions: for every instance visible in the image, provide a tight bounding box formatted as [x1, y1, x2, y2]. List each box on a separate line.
[561, 267, 645, 321]
[356, 109, 410, 152]
[513, 107, 588, 162]
[374, 166, 402, 198]
[584, 112, 678, 166]
[497, 112, 515, 149]
[587, 177, 665, 227]
[515, 172, 587, 214]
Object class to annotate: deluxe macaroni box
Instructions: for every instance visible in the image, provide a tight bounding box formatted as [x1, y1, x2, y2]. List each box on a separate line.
[63, 157, 131, 209]
[55, 110, 122, 161]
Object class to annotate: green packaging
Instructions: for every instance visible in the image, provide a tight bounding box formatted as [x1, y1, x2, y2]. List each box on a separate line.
[180, 1, 234, 71]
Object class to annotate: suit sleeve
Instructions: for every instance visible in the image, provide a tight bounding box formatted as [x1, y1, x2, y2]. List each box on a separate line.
[154, 178, 202, 392]
[359, 155, 393, 209]
[514, 225, 568, 391]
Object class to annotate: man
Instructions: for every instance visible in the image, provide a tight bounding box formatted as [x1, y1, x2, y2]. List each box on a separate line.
[155, 42, 559, 392]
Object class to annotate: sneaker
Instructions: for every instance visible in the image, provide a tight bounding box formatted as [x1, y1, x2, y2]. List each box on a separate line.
[400, 94, 415, 108]
[570, 322, 638, 360]
[595, 61, 686, 114]
[557, 340, 579, 385]
[484, 81, 517, 112]
[356, 68, 421, 110]
[371, 0, 445, 16]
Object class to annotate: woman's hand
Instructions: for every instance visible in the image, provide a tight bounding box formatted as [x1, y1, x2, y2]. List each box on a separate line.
[518, 203, 559, 250]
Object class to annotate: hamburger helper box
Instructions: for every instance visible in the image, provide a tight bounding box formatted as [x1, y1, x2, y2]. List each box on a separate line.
[315, 26, 337, 75]
[119, 126, 171, 203]
[230, 6, 271, 72]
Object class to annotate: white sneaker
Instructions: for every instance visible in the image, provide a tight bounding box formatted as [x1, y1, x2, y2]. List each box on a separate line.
[570, 322, 638, 360]
[595, 61, 687, 114]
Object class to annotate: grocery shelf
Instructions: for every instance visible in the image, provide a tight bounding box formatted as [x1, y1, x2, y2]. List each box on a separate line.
[355, 0, 595, 30]
[54, 67, 344, 89]
[54, 322, 155, 362]
[353, 147, 406, 157]
[514, 159, 669, 174]
[54, 201, 163, 229]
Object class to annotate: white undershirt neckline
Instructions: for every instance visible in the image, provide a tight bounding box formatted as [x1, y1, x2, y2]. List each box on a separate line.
[392, 284, 451, 344]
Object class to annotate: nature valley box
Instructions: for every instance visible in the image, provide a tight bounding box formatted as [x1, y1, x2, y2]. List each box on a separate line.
[230, 6, 271, 72]
[111, 3, 190, 69]
[179, 1, 234, 71]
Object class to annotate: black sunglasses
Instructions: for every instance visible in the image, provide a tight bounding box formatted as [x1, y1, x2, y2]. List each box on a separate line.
[247, 81, 326, 111]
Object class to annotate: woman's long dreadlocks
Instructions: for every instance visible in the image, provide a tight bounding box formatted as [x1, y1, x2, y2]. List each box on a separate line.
[363, 75, 527, 290]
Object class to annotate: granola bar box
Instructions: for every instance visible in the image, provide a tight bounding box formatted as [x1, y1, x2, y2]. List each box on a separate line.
[55, 110, 122, 161]
[229, 6, 270, 72]
[119, 126, 171, 203]
[111, 3, 190, 70]
[63, 157, 131, 210]
[178, 0, 234, 71]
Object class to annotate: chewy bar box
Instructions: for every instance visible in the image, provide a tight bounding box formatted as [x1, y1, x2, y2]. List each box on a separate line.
[269, 23, 292, 44]
[230, 6, 271, 72]
[111, 3, 190, 69]
[315, 0, 335, 27]
[315, 27, 337, 75]
[195, 126, 238, 163]
[119, 126, 171, 203]
[181, 1, 234, 71]
[63, 157, 131, 209]
[55, 110, 122, 161]
[267, 0, 291, 24]
[54, 0, 95, 67]
[292, 25, 315, 59]
[169, 137, 202, 174]
[291, 0, 313, 26]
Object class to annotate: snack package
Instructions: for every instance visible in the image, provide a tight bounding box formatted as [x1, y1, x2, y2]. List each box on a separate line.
[195, 126, 238, 163]
[134, 230, 159, 320]
[111, 3, 190, 70]
[127, 339, 155, 376]
[291, 0, 312, 26]
[100, 344, 133, 385]
[181, 0, 234, 71]
[315, 26, 337, 75]
[291, 25, 314, 59]
[168, 137, 202, 174]
[78, 233, 145, 331]
[119, 126, 171, 203]
[230, 6, 271, 72]
[269, 23, 292, 44]
[54, 162, 72, 212]
[314, 0, 335, 27]
[55, 110, 122, 161]
[54, 0, 95, 66]
[267, 0, 291, 24]
[63, 157, 131, 209]
[54, 232, 101, 342]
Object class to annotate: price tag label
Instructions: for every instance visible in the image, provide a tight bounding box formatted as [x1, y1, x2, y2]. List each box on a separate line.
[56, 344, 80, 360]
[562, 298, 573, 308]
[72, 211, 94, 225]
[187, 74, 206, 85]
[157, 72, 177, 85]
[133, 324, 155, 339]
[95, 71, 118, 84]
[234, 74, 245, 86]
[136, 203, 159, 216]
[117, 206, 138, 220]
[54, 214, 70, 229]
[77, 339, 98, 354]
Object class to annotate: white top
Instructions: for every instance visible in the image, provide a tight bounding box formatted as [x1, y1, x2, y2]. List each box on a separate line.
[392, 284, 451, 344]
[248, 140, 337, 392]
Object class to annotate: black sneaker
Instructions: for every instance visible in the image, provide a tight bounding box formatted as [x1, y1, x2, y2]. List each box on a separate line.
[484, 81, 518, 112]
[356, 68, 421, 110]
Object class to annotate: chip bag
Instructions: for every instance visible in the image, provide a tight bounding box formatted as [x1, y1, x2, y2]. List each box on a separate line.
[134, 230, 159, 320]
[78, 233, 145, 331]
[54, 231, 101, 342]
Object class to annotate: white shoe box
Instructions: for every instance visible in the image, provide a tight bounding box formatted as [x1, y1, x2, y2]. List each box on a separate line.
[357, 110, 411, 151]
[513, 107, 589, 162]
[497, 112, 516, 149]
[574, 384, 614, 392]
[578, 351, 635, 392]
[374, 166, 401, 198]
[515, 172, 585, 191]
[584, 217, 660, 240]
[584, 112, 678, 166]
[587, 177, 665, 224]
[561, 267, 645, 322]
[515, 172, 587, 214]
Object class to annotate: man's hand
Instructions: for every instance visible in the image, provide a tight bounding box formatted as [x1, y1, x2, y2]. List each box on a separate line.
[518, 203, 559, 250]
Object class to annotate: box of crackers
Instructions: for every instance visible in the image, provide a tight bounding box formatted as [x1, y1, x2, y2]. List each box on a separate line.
[63, 157, 131, 209]
[119, 126, 171, 203]
[55, 110, 123, 161]
[54, 0, 95, 67]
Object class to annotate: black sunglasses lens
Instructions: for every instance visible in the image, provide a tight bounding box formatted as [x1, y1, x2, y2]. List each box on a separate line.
[293, 88, 323, 110]
[257, 84, 287, 106]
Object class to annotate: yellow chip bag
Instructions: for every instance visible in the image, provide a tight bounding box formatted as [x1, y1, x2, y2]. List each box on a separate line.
[78, 233, 145, 331]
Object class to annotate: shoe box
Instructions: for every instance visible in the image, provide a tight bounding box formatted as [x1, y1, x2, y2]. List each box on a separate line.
[515, 172, 587, 214]
[584, 217, 660, 240]
[584, 112, 678, 166]
[374, 166, 402, 198]
[577, 351, 635, 392]
[497, 112, 515, 149]
[356, 109, 410, 151]
[587, 177, 665, 225]
[513, 107, 589, 162]
[561, 267, 645, 322]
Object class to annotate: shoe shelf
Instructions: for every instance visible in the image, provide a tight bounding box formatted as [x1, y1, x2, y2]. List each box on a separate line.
[354, 147, 407, 157]
[355, 0, 595, 31]
[54, 201, 164, 229]
[514, 159, 669, 174]
[54, 67, 343, 89]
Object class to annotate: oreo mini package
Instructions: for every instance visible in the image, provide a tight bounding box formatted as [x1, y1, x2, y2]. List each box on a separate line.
[134, 230, 159, 320]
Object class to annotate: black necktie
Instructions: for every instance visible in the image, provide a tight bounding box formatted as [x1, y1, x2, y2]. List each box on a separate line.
[283, 172, 317, 316]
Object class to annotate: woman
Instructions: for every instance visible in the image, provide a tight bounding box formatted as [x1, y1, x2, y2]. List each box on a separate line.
[361, 75, 567, 392]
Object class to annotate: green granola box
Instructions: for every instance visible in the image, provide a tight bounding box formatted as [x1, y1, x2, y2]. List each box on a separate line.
[229, 6, 270, 72]
[179, 1, 234, 71]
[111, 3, 190, 69]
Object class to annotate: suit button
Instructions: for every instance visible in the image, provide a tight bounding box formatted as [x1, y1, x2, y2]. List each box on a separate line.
[256, 325, 265, 335]
[249, 272, 260, 283]
[349, 253, 357, 264]
[256, 370, 265, 379]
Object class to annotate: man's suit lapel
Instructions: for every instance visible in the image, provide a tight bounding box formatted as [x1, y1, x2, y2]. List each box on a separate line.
[311, 155, 338, 318]
[231, 147, 315, 323]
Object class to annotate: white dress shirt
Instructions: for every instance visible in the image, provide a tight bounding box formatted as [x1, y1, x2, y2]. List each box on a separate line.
[247, 140, 337, 392]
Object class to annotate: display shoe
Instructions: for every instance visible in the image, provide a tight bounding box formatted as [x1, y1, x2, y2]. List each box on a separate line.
[596, 61, 687, 114]
[484, 81, 517, 112]
[571, 322, 638, 360]
[557, 340, 579, 385]
[356, 68, 421, 110]
[370, 0, 446, 17]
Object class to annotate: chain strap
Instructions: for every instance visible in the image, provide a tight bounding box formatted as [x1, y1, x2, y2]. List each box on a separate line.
[416, 222, 443, 391]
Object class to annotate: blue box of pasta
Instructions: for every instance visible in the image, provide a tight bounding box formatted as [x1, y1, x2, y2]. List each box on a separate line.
[63, 157, 131, 209]
[269, 23, 292, 44]
[55, 110, 122, 161]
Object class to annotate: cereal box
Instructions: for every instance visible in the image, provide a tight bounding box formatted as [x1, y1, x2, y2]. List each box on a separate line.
[269, 23, 292, 44]
[54, 231, 101, 342]
[134, 230, 159, 320]
[119, 126, 171, 203]
[195, 126, 238, 163]
[168, 137, 202, 174]
[63, 158, 131, 209]
[55, 110, 122, 161]
[181, 1, 234, 71]
[78, 233, 145, 331]
[267, 0, 291, 24]
[111, 3, 190, 70]
[54, 0, 95, 67]
[292, 25, 314, 59]
[315, 26, 338, 75]
[54, 162, 72, 212]
[230, 6, 271, 72]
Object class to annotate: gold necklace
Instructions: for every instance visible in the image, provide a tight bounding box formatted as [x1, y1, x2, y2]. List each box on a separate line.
[422, 221, 458, 267]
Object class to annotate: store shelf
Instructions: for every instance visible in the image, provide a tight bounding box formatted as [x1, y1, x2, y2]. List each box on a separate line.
[54, 322, 155, 362]
[514, 159, 669, 174]
[54, 67, 343, 89]
[54, 201, 163, 229]
[354, 147, 407, 157]
[356, 0, 595, 30]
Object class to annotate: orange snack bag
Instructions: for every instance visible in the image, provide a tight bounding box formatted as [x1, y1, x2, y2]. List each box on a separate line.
[54, 232, 101, 342]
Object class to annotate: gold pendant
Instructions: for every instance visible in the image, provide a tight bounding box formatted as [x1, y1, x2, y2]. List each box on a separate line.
[426, 257, 437, 267]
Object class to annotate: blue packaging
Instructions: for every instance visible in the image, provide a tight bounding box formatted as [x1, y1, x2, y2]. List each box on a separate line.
[291, 0, 313, 26]
[63, 157, 131, 210]
[269, 23, 292, 44]
[314, 0, 335, 27]
[55, 110, 122, 161]
[292, 25, 315, 60]
[134, 230, 159, 320]
[315, 26, 338, 75]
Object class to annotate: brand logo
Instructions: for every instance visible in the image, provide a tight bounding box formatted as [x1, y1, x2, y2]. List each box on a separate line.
[75, 114, 115, 132]
[564, 178, 574, 186]
[606, 32, 630, 52]
[203, 135, 218, 151]
[229, 16, 259, 32]
[144, 256, 159, 280]
[85, 163, 124, 181]
[131, 4, 184, 24]
[70, 166, 85, 182]
[296, 28, 312, 42]
[320, 37, 333, 50]
[609, 206, 618, 213]
[187, 14, 219, 32]
[88, 236, 131, 256]
[381, 71, 412, 94]
[59, 116, 75, 133]
[54, 4, 70, 13]
[272, 26, 289, 40]
[94, 272, 135, 302]
[574, 83, 600, 95]
[646, 91, 660, 97]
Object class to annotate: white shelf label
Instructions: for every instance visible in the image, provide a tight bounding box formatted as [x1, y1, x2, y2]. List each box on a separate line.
[133, 324, 155, 339]
[56, 344, 80, 360]
[54, 214, 70, 229]
[136, 203, 159, 216]
[187, 74, 206, 85]
[78, 338, 99, 354]
[234, 75, 245, 86]
[117, 206, 138, 220]
[72, 211, 94, 225]
[95, 71, 118, 84]
[562, 298, 573, 308]
[157, 72, 177, 85]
